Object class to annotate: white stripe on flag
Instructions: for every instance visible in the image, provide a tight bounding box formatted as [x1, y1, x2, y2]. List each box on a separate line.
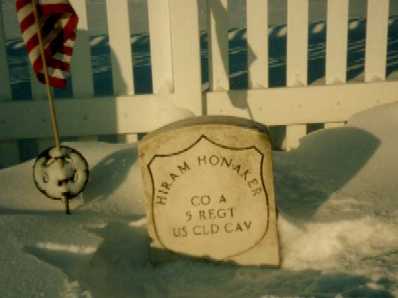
[48, 67, 66, 79]
[16, 3, 33, 23]
[28, 47, 41, 66]
[22, 24, 38, 45]
[65, 39, 74, 47]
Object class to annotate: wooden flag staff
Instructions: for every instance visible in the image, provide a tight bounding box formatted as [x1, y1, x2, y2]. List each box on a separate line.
[32, 0, 61, 151]
[30, 0, 89, 215]
[31, 0, 70, 213]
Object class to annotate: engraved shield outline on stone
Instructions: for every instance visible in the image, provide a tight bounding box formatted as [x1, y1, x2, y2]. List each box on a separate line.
[147, 134, 270, 259]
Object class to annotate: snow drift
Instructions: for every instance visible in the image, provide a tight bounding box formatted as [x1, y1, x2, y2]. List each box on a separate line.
[1, 102, 398, 298]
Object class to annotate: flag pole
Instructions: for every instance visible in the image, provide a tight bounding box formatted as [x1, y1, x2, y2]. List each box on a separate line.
[32, 0, 69, 214]
[31, 0, 61, 151]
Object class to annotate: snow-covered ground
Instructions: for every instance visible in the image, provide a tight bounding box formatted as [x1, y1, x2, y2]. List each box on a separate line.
[1, 101, 398, 298]
[1, 2, 398, 296]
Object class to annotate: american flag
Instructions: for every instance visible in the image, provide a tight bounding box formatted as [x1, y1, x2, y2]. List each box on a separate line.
[16, 0, 78, 88]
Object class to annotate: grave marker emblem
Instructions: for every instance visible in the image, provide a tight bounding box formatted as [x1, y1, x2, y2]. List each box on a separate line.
[139, 116, 280, 266]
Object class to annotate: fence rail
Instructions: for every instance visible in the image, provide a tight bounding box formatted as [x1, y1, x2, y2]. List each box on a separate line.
[0, 0, 397, 168]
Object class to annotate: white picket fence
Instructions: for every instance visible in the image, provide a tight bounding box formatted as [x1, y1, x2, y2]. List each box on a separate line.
[0, 0, 397, 168]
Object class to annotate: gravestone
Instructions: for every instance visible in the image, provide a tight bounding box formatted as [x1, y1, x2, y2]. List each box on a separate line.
[138, 116, 280, 266]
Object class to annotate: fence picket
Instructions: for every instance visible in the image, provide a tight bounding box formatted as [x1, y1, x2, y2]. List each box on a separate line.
[208, 0, 229, 91]
[169, 0, 202, 115]
[324, 0, 349, 128]
[287, 0, 308, 87]
[247, 0, 268, 89]
[325, 0, 348, 85]
[285, 0, 309, 150]
[70, 0, 94, 98]
[0, 8, 20, 168]
[71, 0, 98, 142]
[365, 0, 389, 82]
[284, 124, 306, 151]
[148, 0, 173, 95]
[106, 0, 137, 142]
[106, 0, 135, 95]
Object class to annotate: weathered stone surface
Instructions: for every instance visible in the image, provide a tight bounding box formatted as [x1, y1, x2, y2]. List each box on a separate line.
[138, 116, 280, 266]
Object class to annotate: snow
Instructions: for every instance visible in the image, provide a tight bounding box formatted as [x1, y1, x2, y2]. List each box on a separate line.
[1, 102, 398, 297]
[276, 26, 287, 38]
[89, 36, 106, 47]
[349, 20, 361, 31]
[2, 1, 398, 296]
[311, 23, 325, 34]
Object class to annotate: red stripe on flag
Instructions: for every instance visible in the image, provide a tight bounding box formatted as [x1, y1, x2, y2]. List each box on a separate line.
[61, 15, 78, 40]
[47, 58, 70, 71]
[40, 4, 75, 15]
[16, 0, 31, 11]
[59, 46, 73, 56]
[33, 55, 43, 73]
[20, 12, 36, 32]
[49, 76, 67, 88]
[26, 34, 39, 53]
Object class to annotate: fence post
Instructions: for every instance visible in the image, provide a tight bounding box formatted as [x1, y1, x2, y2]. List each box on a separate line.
[365, 0, 389, 83]
[70, 0, 98, 142]
[247, 0, 268, 89]
[285, 0, 309, 150]
[0, 7, 20, 168]
[0, 9, 11, 100]
[106, 0, 137, 143]
[324, 0, 349, 129]
[208, 0, 229, 91]
[169, 0, 203, 115]
[148, 0, 174, 95]
[326, 0, 348, 85]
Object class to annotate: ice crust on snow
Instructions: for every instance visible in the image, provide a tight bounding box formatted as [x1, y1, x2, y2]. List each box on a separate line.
[1, 103, 398, 297]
